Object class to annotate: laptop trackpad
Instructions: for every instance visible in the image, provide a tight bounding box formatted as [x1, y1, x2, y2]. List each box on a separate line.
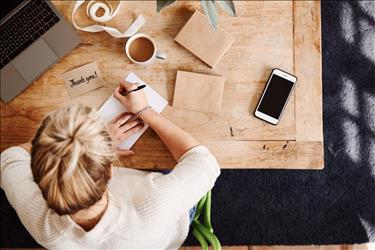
[12, 39, 57, 82]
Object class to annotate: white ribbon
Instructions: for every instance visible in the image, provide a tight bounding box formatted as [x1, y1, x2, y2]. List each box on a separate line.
[72, 0, 145, 38]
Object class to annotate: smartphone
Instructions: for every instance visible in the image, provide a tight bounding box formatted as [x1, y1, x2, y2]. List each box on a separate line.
[254, 69, 297, 125]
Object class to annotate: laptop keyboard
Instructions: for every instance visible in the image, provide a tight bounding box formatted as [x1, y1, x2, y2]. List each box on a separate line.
[0, 0, 60, 69]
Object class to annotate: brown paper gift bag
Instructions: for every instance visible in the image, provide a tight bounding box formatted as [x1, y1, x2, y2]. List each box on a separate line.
[175, 11, 235, 68]
[172, 71, 225, 113]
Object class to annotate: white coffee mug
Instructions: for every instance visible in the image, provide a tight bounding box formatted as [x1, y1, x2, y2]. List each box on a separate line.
[125, 33, 167, 65]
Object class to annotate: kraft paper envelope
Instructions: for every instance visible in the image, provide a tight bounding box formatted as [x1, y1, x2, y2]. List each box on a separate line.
[173, 71, 225, 113]
[97, 72, 168, 150]
[175, 11, 235, 68]
[62, 62, 103, 98]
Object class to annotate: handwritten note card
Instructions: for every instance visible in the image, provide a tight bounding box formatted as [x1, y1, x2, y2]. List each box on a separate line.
[62, 62, 103, 98]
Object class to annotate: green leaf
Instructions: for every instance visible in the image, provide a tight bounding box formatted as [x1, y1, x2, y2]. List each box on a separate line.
[201, 0, 218, 31]
[194, 193, 207, 221]
[216, 0, 236, 17]
[192, 226, 209, 250]
[194, 221, 222, 250]
[157, 0, 177, 13]
[203, 191, 213, 233]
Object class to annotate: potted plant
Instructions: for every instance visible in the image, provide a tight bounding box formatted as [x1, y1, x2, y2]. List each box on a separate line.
[157, 0, 236, 30]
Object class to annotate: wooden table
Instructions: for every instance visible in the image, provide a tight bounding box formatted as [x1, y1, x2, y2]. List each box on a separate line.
[0, 1, 324, 170]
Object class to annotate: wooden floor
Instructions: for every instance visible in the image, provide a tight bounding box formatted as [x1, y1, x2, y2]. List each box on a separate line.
[182, 244, 375, 250]
[2, 243, 373, 249]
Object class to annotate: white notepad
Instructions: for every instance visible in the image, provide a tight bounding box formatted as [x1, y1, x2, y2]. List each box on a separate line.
[97, 72, 168, 150]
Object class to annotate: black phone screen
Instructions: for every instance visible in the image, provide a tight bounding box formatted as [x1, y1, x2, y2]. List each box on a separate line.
[258, 74, 294, 119]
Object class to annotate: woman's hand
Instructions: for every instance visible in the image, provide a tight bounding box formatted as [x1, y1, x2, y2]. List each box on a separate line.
[108, 112, 144, 157]
[113, 80, 149, 114]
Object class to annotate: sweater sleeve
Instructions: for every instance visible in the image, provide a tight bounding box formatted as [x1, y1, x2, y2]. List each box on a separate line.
[133, 146, 220, 231]
[0, 147, 58, 244]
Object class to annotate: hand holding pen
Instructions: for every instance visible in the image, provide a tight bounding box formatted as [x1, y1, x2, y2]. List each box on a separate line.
[119, 84, 146, 96]
[113, 80, 150, 114]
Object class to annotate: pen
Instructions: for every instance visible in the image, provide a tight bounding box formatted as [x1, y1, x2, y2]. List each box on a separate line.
[119, 84, 146, 96]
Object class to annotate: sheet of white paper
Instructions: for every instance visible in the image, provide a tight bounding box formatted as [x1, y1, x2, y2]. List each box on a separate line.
[97, 72, 168, 150]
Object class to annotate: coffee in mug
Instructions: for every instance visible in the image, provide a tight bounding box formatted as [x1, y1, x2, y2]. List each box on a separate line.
[125, 34, 167, 65]
[128, 37, 154, 62]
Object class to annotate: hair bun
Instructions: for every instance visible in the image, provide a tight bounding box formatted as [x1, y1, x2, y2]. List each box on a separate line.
[31, 104, 114, 215]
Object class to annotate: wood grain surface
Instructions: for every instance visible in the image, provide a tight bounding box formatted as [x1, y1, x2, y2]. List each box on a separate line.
[180, 243, 374, 250]
[6, 243, 373, 250]
[4, 243, 373, 250]
[294, 1, 324, 142]
[0, 1, 324, 169]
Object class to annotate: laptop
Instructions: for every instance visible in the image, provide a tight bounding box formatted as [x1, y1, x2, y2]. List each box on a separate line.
[0, 0, 80, 103]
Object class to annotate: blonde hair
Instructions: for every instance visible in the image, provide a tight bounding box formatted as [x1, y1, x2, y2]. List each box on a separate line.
[31, 104, 114, 215]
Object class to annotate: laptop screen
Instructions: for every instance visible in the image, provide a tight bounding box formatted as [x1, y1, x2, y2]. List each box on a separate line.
[1, 0, 24, 20]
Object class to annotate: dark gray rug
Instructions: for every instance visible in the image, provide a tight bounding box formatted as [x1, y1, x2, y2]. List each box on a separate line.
[187, 0, 375, 246]
[1, 1, 374, 247]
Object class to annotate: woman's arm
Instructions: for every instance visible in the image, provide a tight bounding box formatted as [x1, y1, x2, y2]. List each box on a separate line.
[113, 80, 221, 222]
[139, 109, 198, 161]
[134, 146, 220, 229]
[0, 147, 53, 244]
[114, 80, 199, 161]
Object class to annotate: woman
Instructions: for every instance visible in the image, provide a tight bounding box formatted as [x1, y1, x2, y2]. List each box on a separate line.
[0, 80, 220, 249]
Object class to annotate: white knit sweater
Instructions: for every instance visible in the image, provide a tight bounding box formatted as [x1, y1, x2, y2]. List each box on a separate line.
[0, 146, 220, 249]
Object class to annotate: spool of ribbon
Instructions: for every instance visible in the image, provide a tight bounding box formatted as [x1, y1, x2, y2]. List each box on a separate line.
[72, 0, 145, 38]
